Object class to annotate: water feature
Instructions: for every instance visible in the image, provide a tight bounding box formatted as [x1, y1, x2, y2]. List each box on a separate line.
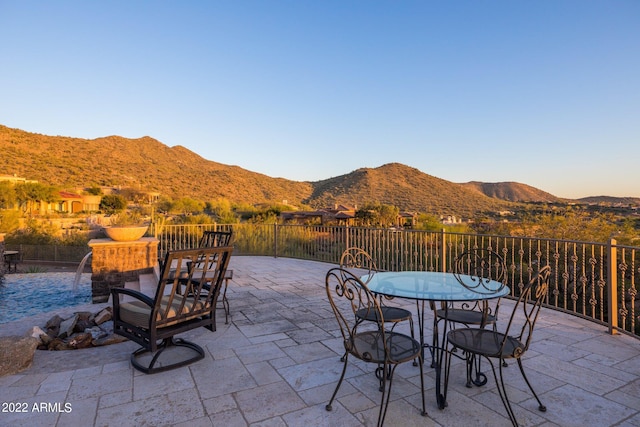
[0, 273, 92, 324]
[74, 251, 92, 290]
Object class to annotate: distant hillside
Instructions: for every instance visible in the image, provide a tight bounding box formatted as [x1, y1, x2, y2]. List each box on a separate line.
[461, 181, 563, 203]
[306, 163, 513, 216]
[577, 196, 640, 206]
[1, 124, 559, 216]
[0, 125, 312, 205]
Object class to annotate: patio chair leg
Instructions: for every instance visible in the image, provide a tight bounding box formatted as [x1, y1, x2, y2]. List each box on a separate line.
[326, 352, 349, 412]
[408, 316, 418, 366]
[221, 276, 231, 324]
[516, 358, 547, 412]
[377, 362, 397, 427]
[490, 358, 519, 426]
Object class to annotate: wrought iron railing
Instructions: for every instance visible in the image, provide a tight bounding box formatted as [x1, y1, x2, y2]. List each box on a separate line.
[151, 223, 639, 339]
[7, 223, 638, 339]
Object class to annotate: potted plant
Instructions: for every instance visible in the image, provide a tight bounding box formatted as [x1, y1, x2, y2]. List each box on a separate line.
[103, 211, 149, 242]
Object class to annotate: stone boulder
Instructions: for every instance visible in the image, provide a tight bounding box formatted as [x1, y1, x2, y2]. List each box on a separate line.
[94, 307, 112, 325]
[28, 326, 47, 340]
[68, 332, 93, 349]
[58, 314, 79, 339]
[45, 314, 63, 338]
[35, 308, 128, 351]
[0, 336, 39, 377]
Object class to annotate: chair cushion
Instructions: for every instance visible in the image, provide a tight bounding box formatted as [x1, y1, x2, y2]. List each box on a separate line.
[119, 295, 208, 329]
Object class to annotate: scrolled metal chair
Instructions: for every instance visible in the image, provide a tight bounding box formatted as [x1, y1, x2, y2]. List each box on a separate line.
[340, 248, 417, 368]
[444, 265, 551, 427]
[433, 248, 507, 385]
[325, 267, 426, 427]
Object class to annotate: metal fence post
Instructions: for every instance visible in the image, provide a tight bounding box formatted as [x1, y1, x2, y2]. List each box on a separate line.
[345, 224, 349, 250]
[274, 223, 278, 258]
[440, 229, 447, 273]
[608, 238, 619, 335]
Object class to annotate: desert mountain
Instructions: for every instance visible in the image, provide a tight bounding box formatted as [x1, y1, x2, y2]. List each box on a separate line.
[1, 124, 558, 215]
[577, 196, 640, 206]
[460, 181, 563, 203]
[0, 125, 312, 205]
[308, 163, 513, 215]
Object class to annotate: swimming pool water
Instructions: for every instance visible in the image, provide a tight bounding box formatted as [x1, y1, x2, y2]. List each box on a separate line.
[0, 273, 92, 324]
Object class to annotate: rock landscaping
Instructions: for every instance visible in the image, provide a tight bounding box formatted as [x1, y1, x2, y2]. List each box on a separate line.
[31, 306, 127, 351]
[0, 304, 130, 377]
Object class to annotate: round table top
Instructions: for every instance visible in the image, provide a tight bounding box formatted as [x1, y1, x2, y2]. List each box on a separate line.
[364, 271, 509, 302]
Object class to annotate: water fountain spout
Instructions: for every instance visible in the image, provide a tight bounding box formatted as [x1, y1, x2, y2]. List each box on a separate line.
[74, 251, 92, 291]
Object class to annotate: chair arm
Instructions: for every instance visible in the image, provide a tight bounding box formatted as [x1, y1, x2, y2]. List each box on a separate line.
[111, 287, 155, 308]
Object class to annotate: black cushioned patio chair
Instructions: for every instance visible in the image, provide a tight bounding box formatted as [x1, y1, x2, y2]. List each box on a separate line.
[111, 246, 233, 374]
[198, 230, 234, 323]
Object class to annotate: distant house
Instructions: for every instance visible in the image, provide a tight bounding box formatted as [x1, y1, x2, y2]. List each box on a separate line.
[0, 174, 38, 185]
[398, 211, 418, 228]
[281, 204, 356, 225]
[54, 191, 84, 213]
[53, 192, 101, 213]
[28, 191, 101, 214]
[441, 215, 462, 224]
[0, 174, 102, 213]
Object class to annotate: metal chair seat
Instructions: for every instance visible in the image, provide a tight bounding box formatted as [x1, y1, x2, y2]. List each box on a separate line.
[435, 307, 497, 326]
[447, 328, 523, 359]
[356, 305, 413, 324]
[349, 330, 422, 364]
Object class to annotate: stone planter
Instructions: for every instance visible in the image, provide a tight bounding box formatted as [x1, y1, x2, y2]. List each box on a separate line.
[103, 225, 149, 242]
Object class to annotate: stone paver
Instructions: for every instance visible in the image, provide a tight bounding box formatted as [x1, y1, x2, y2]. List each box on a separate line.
[0, 256, 639, 426]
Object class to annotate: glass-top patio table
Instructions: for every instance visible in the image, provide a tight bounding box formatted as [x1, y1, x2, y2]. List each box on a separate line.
[364, 271, 509, 409]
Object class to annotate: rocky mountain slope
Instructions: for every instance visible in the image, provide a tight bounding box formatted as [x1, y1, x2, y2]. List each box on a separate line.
[1, 124, 572, 215]
[460, 181, 564, 203]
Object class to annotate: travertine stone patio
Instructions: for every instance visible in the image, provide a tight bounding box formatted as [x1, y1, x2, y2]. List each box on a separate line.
[0, 256, 639, 426]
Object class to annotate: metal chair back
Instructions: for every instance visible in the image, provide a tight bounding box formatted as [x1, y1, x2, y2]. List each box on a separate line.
[453, 248, 507, 295]
[326, 267, 384, 351]
[502, 265, 551, 354]
[339, 247, 377, 283]
[198, 230, 233, 248]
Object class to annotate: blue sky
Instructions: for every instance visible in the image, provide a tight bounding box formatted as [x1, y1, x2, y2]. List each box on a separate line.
[1, 1, 638, 199]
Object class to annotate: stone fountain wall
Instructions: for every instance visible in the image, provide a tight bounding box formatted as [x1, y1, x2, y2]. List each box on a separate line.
[87, 237, 158, 303]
